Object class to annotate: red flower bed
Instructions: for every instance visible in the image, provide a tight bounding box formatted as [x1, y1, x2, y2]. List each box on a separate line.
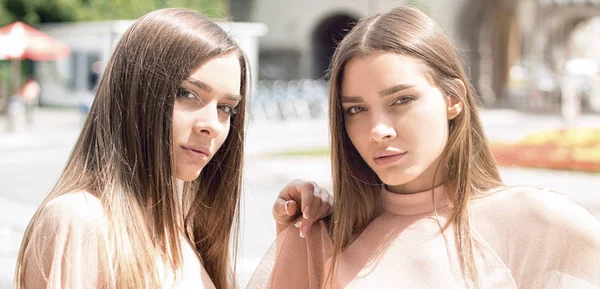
[490, 128, 600, 172]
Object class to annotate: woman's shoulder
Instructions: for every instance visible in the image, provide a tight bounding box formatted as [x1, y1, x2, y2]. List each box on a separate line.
[475, 185, 585, 209]
[36, 191, 108, 231]
[22, 193, 113, 288]
[25, 191, 110, 256]
[472, 185, 599, 231]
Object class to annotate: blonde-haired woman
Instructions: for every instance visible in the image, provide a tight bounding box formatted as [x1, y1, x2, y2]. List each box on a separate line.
[252, 6, 600, 289]
[14, 8, 329, 289]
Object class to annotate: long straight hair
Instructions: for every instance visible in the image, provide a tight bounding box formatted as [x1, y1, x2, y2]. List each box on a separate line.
[14, 8, 248, 289]
[327, 6, 502, 287]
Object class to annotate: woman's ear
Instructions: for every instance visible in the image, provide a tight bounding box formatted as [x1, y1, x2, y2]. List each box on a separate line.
[446, 79, 465, 120]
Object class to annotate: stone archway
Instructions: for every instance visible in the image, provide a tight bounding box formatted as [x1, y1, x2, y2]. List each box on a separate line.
[311, 13, 357, 80]
[465, 0, 521, 107]
[459, 0, 600, 110]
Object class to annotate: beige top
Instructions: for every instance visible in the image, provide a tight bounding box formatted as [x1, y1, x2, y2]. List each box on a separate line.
[20, 192, 215, 289]
[247, 186, 600, 289]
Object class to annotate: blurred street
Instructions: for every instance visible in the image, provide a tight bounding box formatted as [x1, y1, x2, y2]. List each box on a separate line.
[1, 108, 599, 288]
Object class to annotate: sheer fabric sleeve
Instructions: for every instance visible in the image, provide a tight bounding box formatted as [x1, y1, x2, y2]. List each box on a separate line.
[471, 186, 600, 289]
[20, 192, 112, 289]
[246, 219, 332, 289]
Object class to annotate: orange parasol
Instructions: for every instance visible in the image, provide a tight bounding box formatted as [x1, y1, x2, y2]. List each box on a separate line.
[0, 21, 70, 105]
[0, 21, 70, 61]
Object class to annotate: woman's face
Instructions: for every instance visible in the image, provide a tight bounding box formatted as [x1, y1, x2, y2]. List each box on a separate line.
[172, 53, 242, 181]
[341, 52, 461, 194]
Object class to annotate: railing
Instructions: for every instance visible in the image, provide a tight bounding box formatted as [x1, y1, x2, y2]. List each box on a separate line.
[250, 79, 329, 121]
[249, 77, 600, 121]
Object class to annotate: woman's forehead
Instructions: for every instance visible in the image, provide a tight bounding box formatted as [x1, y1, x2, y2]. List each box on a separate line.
[341, 52, 431, 95]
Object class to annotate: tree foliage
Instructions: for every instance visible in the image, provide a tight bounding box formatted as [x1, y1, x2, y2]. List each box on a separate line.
[0, 0, 227, 26]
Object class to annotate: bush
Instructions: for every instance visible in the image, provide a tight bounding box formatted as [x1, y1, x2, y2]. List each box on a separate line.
[490, 128, 600, 172]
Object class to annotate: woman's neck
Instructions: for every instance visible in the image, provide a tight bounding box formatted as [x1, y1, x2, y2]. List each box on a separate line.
[386, 175, 445, 195]
[386, 158, 446, 194]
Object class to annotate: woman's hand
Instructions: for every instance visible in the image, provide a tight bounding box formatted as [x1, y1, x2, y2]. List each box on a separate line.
[273, 179, 333, 238]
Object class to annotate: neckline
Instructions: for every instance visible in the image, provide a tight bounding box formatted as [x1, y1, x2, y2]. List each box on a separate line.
[381, 184, 450, 216]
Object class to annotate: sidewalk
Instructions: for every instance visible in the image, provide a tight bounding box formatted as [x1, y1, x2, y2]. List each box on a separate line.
[0, 107, 83, 151]
[479, 109, 600, 142]
[0, 197, 36, 289]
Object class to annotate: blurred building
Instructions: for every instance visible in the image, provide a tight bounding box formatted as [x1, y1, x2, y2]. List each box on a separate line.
[34, 20, 267, 107]
[232, 0, 465, 80]
[233, 0, 600, 112]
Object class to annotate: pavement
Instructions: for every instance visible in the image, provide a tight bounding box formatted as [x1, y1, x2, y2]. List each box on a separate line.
[1, 107, 599, 288]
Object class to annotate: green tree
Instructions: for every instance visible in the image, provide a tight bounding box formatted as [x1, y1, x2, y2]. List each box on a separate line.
[0, 0, 226, 26]
[0, 0, 82, 26]
[77, 0, 225, 21]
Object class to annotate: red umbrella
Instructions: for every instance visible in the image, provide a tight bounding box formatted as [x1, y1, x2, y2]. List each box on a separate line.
[0, 21, 70, 60]
[0, 22, 70, 108]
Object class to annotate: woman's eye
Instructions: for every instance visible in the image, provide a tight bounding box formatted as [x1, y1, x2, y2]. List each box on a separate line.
[393, 96, 414, 105]
[346, 106, 365, 115]
[176, 88, 196, 100]
[218, 104, 238, 116]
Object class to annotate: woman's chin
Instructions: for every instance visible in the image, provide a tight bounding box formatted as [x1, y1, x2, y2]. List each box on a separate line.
[378, 171, 418, 188]
[176, 168, 203, 182]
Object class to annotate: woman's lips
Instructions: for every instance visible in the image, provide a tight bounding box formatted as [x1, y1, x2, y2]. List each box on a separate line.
[182, 146, 209, 162]
[373, 151, 407, 166]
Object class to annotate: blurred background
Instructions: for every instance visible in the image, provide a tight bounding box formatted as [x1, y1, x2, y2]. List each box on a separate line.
[1, 0, 600, 288]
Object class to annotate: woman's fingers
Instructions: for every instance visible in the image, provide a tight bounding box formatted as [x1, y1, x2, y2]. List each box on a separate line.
[273, 197, 298, 225]
[273, 179, 334, 238]
[299, 185, 333, 238]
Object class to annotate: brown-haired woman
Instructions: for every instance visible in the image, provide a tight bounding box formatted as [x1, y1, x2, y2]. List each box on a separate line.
[251, 6, 600, 289]
[12, 8, 331, 289]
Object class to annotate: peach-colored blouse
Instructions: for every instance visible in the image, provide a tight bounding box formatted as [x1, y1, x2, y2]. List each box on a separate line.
[247, 186, 600, 289]
[19, 192, 215, 289]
